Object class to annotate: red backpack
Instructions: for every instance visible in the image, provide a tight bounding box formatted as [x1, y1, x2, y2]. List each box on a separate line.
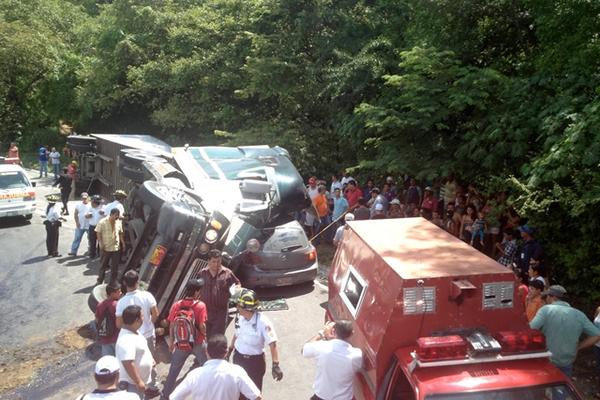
[173, 301, 198, 351]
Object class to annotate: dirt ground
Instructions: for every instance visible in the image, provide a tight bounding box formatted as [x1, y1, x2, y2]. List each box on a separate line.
[0, 325, 93, 394]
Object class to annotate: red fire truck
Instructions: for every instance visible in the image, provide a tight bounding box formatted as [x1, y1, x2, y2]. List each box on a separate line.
[327, 218, 582, 400]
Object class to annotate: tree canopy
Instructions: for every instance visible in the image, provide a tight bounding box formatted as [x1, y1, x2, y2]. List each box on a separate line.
[2, 0, 600, 301]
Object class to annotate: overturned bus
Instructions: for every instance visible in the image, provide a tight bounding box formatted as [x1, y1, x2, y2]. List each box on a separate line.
[68, 134, 316, 319]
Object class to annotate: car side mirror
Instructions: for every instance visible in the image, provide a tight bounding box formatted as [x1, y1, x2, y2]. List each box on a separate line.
[31, 182, 36, 187]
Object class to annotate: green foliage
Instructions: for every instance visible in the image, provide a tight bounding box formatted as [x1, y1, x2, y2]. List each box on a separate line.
[0, 0, 87, 147]
[3, 0, 600, 302]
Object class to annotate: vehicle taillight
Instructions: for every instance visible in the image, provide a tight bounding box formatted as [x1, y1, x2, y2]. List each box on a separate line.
[24, 191, 35, 201]
[416, 335, 468, 361]
[495, 330, 546, 354]
[307, 249, 317, 262]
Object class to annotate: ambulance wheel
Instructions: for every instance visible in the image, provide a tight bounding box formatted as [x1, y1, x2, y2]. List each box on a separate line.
[119, 164, 146, 183]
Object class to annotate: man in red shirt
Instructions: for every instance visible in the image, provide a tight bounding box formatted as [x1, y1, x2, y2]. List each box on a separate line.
[95, 284, 122, 356]
[162, 278, 208, 399]
[344, 180, 362, 210]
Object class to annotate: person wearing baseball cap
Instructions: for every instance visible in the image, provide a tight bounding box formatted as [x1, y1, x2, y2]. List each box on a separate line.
[333, 213, 354, 247]
[44, 194, 63, 257]
[516, 224, 544, 274]
[104, 190, 127, 219]
[77, 355, 138, 399]
[530, 284, 600, 377]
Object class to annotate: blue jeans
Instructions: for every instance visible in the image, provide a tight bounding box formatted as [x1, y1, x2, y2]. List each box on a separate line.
[39, 160, 48, 177]
[70, 227, 88, 254]
[162, 342, 207, 397]
[52, 163, 60, 178]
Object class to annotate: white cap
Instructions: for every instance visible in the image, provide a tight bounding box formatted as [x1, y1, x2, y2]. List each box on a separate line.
[344, 213, 355, 222]
[375, 203, 384, 211]
[95, 355, 120, 375]
[390, 199, 401, 205]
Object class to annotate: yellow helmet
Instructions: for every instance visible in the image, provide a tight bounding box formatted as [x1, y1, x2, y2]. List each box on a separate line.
[237, 288, 259, 310]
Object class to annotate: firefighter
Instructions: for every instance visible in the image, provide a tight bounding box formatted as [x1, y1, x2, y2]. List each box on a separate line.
[228, 289, 283, 394]
[44, 194, 63, 257]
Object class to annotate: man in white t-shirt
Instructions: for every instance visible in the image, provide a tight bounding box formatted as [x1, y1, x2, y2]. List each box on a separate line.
[49, 147, 61, 179]
[69, 192, 92, 256]
[171, 334, 262, 400]
[115, 305, 154, 398]
[87, 195, 105, 258]
[340, 170, 355, 187]
[104, 190, 127, 218]
[77, 355, 138, 399]
[333, 213, 354, 247]
[116, 270, 159, 372]
[302, 320, 363, 400]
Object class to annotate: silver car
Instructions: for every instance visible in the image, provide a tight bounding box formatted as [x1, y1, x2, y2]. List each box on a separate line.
[227, 219, 318, 288]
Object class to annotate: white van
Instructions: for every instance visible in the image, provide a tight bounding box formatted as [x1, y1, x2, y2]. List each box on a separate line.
[0, 164, 36, 219]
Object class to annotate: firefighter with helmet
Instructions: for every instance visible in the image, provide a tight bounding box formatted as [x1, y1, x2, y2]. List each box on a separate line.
[228, 288, 283, 393]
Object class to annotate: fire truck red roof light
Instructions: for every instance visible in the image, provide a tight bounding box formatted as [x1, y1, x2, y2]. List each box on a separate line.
[495, 330, 546, 354]
[416, 336, 468, 361]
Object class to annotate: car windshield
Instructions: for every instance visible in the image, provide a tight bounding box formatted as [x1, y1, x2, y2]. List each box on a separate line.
[262, 226, 309, 252]
[189, 147, 266, 180]
[425, 385, 578, 400]
[0, 171, 29, 189]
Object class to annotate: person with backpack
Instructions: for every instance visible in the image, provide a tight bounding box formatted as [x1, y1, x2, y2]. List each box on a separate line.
[95, 284, 122, 356]
[161, 278, 208, 400]
[77, 355, 139, 400]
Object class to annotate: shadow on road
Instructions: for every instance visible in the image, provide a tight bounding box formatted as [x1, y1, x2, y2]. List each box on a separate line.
[0, 217, 31, 229]
[73, 285, 95, 295]
[21, 255, 50, 265]
[255, 281, 315, 300]
[64, 258, 91, 267]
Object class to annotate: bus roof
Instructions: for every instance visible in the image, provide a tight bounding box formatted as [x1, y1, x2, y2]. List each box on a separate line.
[346, 218, 509, 280]
[91, 134, 172, 155]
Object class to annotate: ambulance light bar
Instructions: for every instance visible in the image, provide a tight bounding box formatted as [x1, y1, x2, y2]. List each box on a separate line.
[411, 330, 549, 373]
[409, 350, 553, 373]
[495, 330, 546, 354]
[416, 335, 468, 362]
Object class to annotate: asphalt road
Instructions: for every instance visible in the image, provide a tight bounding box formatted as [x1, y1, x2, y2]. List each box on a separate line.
[0, 170, 329, 399]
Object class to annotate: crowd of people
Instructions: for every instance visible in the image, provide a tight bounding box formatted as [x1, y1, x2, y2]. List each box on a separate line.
[303, 171, 543, 274]
[80, 248, 360, 400]
[31, 145, 600, 399]
[303, 170, 600, 389]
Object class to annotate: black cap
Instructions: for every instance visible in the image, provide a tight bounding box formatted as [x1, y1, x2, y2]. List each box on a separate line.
[187, 278, 205, 290]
